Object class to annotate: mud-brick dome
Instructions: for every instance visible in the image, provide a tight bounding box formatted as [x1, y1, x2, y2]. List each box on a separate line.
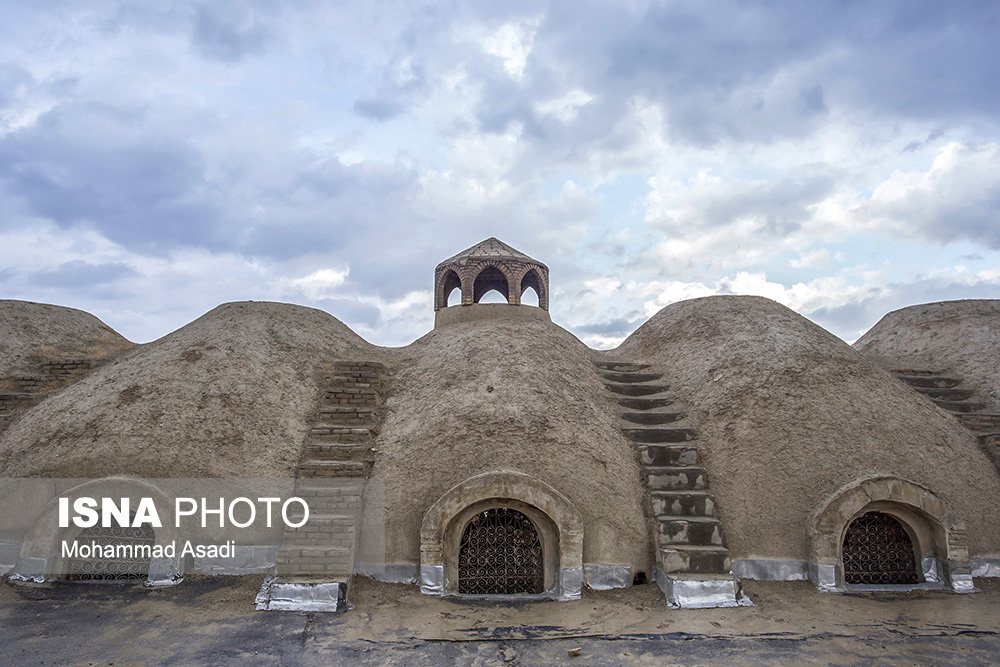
[434, 238, 549, 311]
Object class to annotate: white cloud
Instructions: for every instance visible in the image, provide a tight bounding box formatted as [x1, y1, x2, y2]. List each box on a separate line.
[534, 89, 595, 123]
[287, 268, 349, 301]
[481, 16, 542, 79]
[866, 141, 1000, 247]
[789, 248, 840, 269]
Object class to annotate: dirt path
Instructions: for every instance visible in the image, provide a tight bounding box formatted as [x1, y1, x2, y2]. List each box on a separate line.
[2, 576, 1000, 664]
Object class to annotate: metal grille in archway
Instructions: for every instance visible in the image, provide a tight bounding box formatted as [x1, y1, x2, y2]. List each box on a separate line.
[65, 524, 154, 582]
[843, 511, 919, 585]
[458, 507, 544, 594]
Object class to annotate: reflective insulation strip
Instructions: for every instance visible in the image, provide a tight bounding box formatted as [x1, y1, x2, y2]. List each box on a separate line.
[558, 567, 583, 600]
[951, 574, 976, 594]
[9, 556, 48, 583]
[255, 576, 345, 612]
[0, 541, 20, 574]
[356, 562, 418, 584]
[972, 558, 1000, 578]
[420, 564, 444, 595]
[922, 557, 942, 584]
[732, 558, 809, 581]
[809, 562, 840, 592]
[654, 568, 752, 609]
[583, 563, 632, 590]
[190, 545, 277, 575]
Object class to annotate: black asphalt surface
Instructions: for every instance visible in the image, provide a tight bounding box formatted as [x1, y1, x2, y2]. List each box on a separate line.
[2, 578, 999, 665]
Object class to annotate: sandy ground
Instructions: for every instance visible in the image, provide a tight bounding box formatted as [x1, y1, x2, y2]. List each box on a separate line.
[2, 576, 1000, 665]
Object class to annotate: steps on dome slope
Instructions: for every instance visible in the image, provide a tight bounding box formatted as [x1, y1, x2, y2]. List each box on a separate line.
[262, 361, 387, 612]
[890, 369, 1000, 472]
[0, 359, 108, 434]
[593, 360, 749, 609]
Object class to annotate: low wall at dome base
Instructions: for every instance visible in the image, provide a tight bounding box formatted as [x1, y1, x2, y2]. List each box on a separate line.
[434, 303, 551, 328]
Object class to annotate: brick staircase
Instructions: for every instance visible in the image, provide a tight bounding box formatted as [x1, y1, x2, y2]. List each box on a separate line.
[890, 369, 1000, 471]
[594, 360, 748, 608]
[0, 359, 99, 433]
[258, 361, 386, 612]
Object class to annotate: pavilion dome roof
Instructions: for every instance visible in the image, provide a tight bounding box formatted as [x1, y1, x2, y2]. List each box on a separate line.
[436, 237, 546, 269]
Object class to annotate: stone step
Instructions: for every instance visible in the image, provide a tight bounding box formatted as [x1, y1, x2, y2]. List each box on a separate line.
[639, 445, 699, 467]
[933, 399, 986, 413]
[282, 534, 355, 548]
[604, 382, 669, 397]
[328, 369, 383, 379]
[296, 461, 366, 478]
[281, 516, 356, 541]
[276, 545, 354, 561]
[0, 393, 36, 401]
[327, 378, 380, 390]
[657, 545, 731, 574]
[291, 482, 365, 497]
[317, 406, 377, 417]
[286, 494, 362, 517]
[656, 516, 724, 547]
[302, 443, 373, 461]
[314, 408, 377, 428]
[599, 371, 663, 383]
[324, 386, 378, 397]
[624, 427, 697, 443]
[593, 361, 650, 372]
[332, 361, 385, 371]
[620, 411, 684, 425]
[890, 369, 947, 377]
[275, 546, 355, 576]
[651, 491, 715, 518]
[284, 504, 359, 521]
[959, 414, 1000, 431]
[896, 374, 962, 389]
[309, 427, 373, 444]
[616, 396, 674, 411]
[916, 387, 976, 401]
[646, 466, 706, 490]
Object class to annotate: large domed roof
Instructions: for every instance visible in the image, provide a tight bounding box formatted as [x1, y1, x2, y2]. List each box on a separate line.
[0, 300, 133, 386]
[854, 299, 1000, 411]
[372, 314, 649, 567]
[614, 295, 1000, 559]
[0, 301, 378, 478]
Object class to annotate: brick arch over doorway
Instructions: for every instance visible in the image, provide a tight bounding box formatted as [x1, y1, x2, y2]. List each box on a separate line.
[809, 475, 972, 593]
[419, 470, 583, 599]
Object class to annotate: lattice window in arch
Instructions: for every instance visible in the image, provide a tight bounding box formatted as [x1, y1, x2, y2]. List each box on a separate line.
[458, 507, 544, 594]
[65, 523, 154, 582]
[843, 511, 919, 585]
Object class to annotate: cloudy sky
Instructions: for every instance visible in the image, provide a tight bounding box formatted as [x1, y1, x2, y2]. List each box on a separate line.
[2, 1, 998, 347]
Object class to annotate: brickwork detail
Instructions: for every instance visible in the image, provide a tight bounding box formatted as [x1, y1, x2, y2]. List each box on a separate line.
[0, 359, 101, 433]
[275, 361, 388, 578]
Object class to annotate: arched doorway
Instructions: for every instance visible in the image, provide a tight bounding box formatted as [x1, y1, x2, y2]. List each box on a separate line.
[420, 471, 583, 599]
[810, 476, 971, 593]
[458, 507, 544, 594]
[65, 523, 155, 582]
[842, 511, 919, 585]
